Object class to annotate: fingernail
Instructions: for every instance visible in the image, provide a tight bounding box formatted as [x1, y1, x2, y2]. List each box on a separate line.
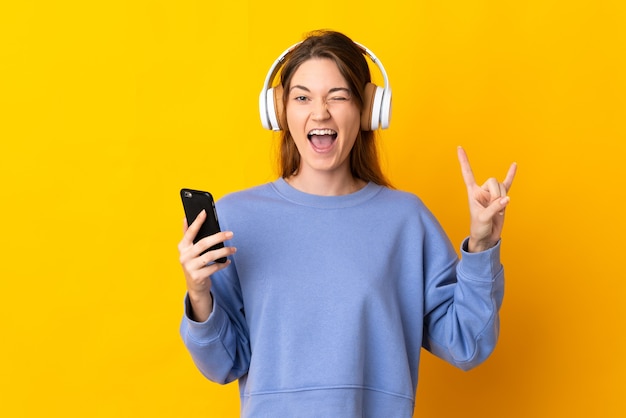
[501, 196, 510, 205]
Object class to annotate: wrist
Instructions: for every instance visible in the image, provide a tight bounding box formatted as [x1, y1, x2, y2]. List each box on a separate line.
[467, 237, 496, 253]
[188, 291, 213, 322]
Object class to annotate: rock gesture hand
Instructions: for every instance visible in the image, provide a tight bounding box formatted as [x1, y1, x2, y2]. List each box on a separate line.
[457, 146, 517, 253]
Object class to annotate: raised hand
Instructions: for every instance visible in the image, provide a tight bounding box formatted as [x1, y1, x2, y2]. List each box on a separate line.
[457, 146, 517, 253]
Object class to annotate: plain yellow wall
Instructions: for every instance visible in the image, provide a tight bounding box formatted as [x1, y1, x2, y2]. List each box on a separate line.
[1, 1, 624, 417]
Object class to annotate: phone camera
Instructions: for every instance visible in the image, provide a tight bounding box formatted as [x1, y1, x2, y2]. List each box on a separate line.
[184, 191, 192, 198]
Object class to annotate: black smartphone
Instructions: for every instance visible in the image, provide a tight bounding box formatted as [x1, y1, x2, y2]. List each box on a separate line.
[180, 188, 227, 263]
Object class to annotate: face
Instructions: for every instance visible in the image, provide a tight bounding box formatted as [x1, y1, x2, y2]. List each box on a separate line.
[285, 58, 361, 180]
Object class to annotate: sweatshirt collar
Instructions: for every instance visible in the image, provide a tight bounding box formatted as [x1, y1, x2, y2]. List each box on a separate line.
[271, 177, 383, 209]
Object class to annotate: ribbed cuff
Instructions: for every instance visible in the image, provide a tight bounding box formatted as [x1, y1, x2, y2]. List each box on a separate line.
[183, 293, 225, 343]
[458, 238, 503, 282]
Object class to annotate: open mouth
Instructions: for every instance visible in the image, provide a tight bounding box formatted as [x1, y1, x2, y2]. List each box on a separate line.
[307, 129, 338, 152]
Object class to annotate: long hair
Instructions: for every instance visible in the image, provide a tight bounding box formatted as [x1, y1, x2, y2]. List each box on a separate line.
[276, 30, 392, 188]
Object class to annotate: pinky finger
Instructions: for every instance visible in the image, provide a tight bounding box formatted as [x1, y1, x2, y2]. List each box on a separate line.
[503, 162, 517, 192]
[204, 259, 232, 275]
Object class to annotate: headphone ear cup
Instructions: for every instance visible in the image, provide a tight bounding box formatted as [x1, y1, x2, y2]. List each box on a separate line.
[273, 85, 285, 131]
[261, 85, 285, 131]
[259, 88, 271, 130]
[379, 87, 392, 129]
[266, 87, 279, 131]
[361, 82, 383, 131]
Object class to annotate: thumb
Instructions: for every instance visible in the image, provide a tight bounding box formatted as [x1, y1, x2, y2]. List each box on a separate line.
[485, 196, 511, 219]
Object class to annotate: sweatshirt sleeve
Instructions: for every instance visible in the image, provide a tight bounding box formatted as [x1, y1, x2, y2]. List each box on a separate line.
[179, 265, 251, 384]
[422, 235, 504, 371]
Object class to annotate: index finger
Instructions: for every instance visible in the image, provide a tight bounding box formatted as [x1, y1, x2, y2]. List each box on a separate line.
[457, 146, 476, 188]
[182, 209, 207, 244]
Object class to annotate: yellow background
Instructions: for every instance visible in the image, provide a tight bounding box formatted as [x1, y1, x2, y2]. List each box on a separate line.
[1, 1, 624, 417]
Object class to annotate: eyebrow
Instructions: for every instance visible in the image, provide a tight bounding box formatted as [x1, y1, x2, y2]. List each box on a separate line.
[289, 85, 352, 95]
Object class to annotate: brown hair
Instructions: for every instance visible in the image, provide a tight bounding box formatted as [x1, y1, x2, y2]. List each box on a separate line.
[276, 30, 392, 188]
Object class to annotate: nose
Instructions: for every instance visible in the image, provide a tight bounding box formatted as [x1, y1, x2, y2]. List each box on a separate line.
[311, 99, 330, 121]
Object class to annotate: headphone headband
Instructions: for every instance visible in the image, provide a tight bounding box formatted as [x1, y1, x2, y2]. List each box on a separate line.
[259, 40, 392, 131]
[353, 42, 391, 98]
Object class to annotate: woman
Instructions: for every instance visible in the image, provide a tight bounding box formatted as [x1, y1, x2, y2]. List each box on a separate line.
[178, 30, 516, 417]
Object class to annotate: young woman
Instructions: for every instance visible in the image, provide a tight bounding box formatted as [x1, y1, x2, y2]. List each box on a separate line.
[178, 30, 517, 417]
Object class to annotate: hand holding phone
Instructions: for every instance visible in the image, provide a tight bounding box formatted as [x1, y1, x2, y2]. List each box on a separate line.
[180, 188, 227, 263]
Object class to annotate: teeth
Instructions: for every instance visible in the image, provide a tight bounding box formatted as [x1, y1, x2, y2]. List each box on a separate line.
[308, 129, 337, 136]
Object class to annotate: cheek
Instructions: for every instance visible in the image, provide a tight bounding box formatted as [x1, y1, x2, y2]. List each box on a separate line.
[343, 110, 361, 141]
[285, 105, 305, 132]
[285, 110, 307, 147]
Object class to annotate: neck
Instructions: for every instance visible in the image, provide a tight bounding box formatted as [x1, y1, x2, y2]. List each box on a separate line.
[285, 170, 366, 196]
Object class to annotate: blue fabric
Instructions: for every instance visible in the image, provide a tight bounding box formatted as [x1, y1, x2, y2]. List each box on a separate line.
[180, 178, 504, 417]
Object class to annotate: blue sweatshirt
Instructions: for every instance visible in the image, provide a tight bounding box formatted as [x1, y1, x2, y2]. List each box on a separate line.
[180, 178, 504, 418]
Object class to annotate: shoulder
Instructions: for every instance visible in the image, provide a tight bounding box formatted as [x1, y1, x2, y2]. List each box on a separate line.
[217, 182, 276, 206]
[374, 187, 446, 233]
[375, 186, 428, 212]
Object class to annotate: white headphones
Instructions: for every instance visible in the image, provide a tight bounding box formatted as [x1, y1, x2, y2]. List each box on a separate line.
[259, 41, 392, 132]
